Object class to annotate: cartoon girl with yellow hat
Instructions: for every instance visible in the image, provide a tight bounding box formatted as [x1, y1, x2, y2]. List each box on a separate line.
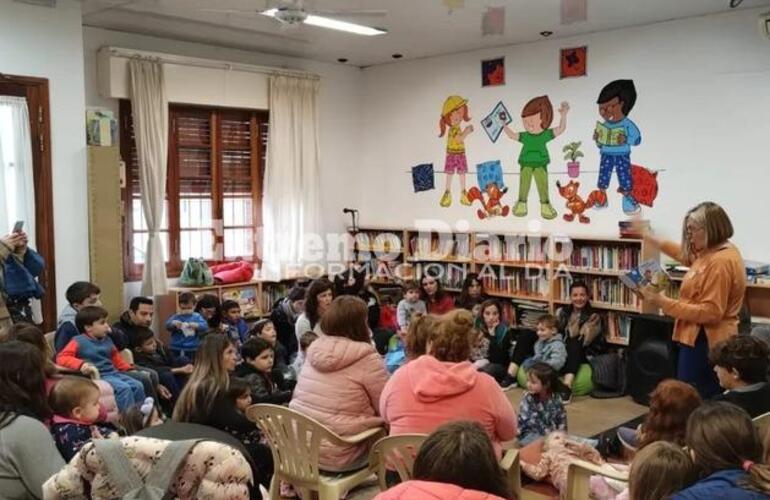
[438, 95, 474, 207]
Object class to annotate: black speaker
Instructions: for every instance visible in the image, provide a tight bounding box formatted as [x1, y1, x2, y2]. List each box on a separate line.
[627, 314, 677, 405]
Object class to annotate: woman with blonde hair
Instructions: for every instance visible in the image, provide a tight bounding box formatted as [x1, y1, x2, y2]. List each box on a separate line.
[380, 308, 516, 457]
[639, 202, 745, 397]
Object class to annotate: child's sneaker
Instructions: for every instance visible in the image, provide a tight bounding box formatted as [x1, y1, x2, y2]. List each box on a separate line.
[541, 202, 558, 220]
[439, 190, 451, 207]
[460, 190, 471, 206]
[592, 189, 608, 209]
[559, 386, 573, 405]
[513, 201, 528, 217]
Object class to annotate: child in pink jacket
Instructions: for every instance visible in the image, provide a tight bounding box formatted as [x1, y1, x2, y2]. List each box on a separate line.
[379, 309, 516, 457]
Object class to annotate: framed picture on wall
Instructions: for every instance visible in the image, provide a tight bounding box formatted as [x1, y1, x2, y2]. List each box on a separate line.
[560, 46, 587, 79]
[481, 57, 505, 87]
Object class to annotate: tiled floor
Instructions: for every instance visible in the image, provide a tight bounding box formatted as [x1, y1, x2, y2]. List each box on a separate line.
[340, 390, 647, 500]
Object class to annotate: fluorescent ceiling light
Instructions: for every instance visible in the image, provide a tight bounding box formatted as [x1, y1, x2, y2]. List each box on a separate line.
[262, 9, 387, 36]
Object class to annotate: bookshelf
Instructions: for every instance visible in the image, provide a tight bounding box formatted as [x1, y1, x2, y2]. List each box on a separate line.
[156, 278, 297, 345]
[351, 227, 660, 346]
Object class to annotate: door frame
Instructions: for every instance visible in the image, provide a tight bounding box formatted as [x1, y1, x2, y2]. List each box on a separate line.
[0, 73, 57, 331]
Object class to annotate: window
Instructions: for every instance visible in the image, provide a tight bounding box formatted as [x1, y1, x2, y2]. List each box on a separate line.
[121, 101, 267, 280]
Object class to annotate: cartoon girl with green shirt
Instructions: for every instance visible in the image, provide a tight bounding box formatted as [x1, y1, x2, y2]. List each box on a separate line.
[503, 96, 569, 219]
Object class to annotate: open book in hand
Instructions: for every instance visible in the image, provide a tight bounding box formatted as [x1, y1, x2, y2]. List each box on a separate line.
[619, 259, 671, 292]
[595, 121, 625, 146]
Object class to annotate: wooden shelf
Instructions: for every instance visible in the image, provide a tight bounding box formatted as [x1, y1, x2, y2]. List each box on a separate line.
[478, 260, 548, 268]
[557, 266, 628, 277]
[408, 256, 473, 264]
[488, 290, 549, 302]
[554, 298, 640, 313]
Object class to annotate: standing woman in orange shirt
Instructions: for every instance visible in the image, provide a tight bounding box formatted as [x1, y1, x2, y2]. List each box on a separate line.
[639, 202, 746, 397]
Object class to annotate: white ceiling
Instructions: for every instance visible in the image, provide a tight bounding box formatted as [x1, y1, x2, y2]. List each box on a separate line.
[80, 0, 770, 67]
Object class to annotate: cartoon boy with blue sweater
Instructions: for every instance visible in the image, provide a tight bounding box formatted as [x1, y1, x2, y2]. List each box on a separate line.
[592, 79, 641, 215]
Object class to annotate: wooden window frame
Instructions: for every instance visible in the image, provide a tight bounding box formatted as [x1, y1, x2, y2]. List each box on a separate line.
[120, 101, 266, 281]
[0, 73, 57, 331]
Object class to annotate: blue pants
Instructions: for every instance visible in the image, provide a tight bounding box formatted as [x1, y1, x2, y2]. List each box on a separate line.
[677, 331, 721, 398]
[102, 372, 145, 411]
[598, 154, 632, 192]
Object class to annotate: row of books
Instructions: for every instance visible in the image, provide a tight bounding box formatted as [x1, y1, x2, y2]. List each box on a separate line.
[606, 312, 632, 344]
[481, 271, 549, 298]
[409, 235, 472, 260]
[563, 243, 641, 271]
[512, 299, 549, 330]
[555, 275, 641, 309]
[473, 237, 548, 263]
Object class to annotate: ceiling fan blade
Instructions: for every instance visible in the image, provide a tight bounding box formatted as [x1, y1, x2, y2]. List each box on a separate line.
[199, 8, 261, 15]
[313, 9, 387, 17]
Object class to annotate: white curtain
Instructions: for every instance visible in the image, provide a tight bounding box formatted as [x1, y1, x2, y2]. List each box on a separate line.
[0, 96, 35, 246]
[261, 76, 322, 280]
[129, 59, 168, 295]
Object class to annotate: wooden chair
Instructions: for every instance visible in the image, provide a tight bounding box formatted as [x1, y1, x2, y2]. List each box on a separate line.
[754, 411, 770, 437]
[45, 331, 56, 355]
[246, 403, 385, 500]
[564, 459, 629, 500]
[368, 433, 524, 497]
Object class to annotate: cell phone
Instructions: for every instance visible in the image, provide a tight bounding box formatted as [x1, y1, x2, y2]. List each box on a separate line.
[12, 221, 23, 233]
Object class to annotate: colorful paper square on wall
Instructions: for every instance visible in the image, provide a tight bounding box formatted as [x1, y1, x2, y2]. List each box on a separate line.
[560, 46, 587, 79]
[412, 163, 435, 192]
[481, 57, 505, 87]
[477, 160, 505, 192]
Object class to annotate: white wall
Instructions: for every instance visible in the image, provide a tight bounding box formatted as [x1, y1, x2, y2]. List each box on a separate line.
[360, 7, 770, 261]
[0, 0, 88, 311]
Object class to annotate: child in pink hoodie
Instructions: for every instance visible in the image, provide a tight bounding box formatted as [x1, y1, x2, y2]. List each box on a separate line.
[379, 309, 516, 457]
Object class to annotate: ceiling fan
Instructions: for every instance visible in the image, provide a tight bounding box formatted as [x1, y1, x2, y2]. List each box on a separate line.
[201, 0, 388, 36]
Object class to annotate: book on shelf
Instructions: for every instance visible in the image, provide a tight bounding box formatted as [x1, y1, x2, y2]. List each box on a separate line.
[566, 242, 640, 271]
[745, 260, 770, 276]
[512, 299, 549, 330]
[607, 312, 632, 344]
[618, 259, 671, 292]
[221, 286, 261, 319]
[556, 275, 641, 310]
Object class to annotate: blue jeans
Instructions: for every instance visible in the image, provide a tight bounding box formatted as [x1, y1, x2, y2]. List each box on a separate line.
[102, 372, 145, 411]
[677, 330, 721, 398]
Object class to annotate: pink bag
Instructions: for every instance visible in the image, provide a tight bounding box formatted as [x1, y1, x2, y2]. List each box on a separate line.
[210, 261, 254, 284]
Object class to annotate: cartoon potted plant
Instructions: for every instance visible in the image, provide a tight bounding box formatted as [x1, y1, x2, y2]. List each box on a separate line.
[563, 141, 584, 178]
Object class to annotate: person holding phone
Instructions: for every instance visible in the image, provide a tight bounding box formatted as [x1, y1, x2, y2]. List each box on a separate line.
[0, 222, 45, 329]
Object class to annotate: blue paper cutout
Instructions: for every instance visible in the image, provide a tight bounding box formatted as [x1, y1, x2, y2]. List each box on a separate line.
[412, 163, 435, 192]
[477, 160, 505, 191]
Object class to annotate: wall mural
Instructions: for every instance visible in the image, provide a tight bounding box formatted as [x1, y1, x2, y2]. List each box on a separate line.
[419, 73, 661, 224]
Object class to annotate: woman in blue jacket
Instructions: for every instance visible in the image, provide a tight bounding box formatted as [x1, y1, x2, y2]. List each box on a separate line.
[672, 402, 770, 499]
[0, 231, 44, 326]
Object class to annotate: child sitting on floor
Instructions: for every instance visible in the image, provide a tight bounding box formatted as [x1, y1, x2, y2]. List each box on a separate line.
[291, 331, 318, 378]
[119, 397, 165, 435]
[249, 319, 292, 379]
[57, 306, 146, 411]
[223, 377, 262, 448]
[522, 315, 567, 373]
[517, 362, 567, 446]
[131, 327, 193, 408]
[235, 338, 292, 405]
[49, 376, 119, 461]
[222, 300, 249, 345]
[166, 292, 209, 359]
[710, 335, 770, 418]
[521, 431, 607, 496]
